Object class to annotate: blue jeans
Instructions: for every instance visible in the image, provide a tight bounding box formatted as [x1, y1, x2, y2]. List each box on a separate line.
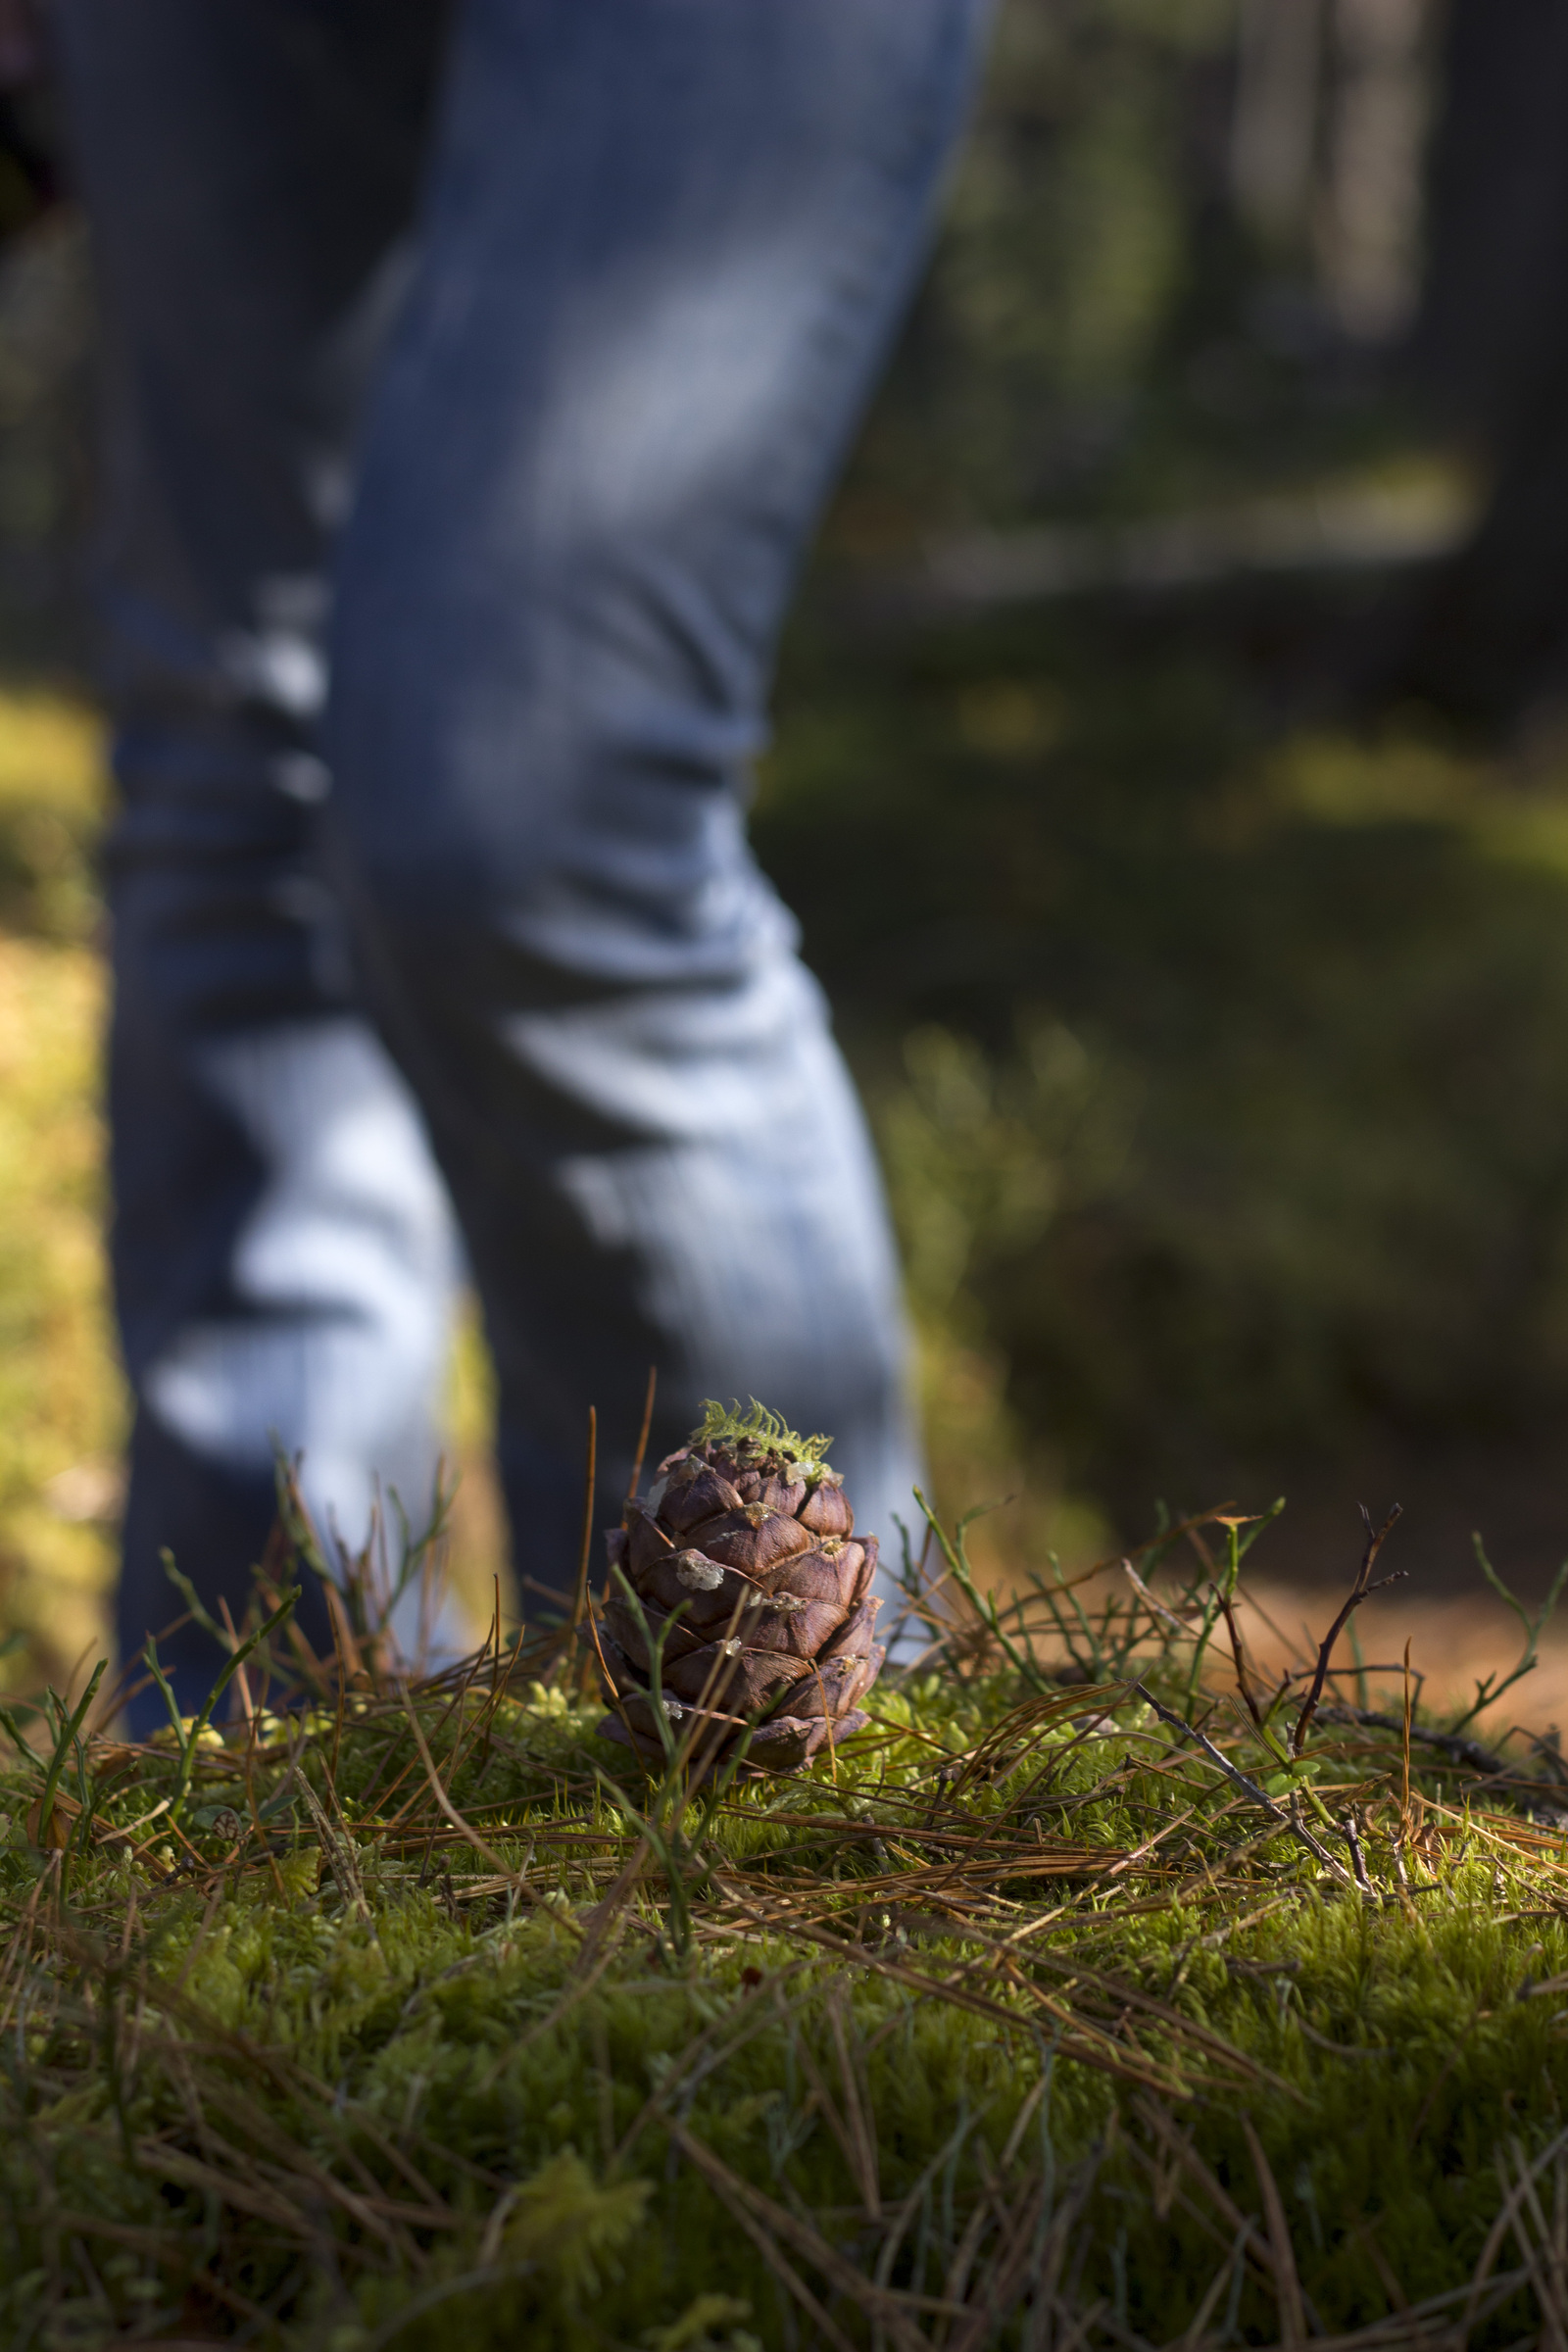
[57, 0, 989, 1723]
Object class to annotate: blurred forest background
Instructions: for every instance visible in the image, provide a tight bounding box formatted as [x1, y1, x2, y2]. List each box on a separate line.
[7, 0, 1568, 1690]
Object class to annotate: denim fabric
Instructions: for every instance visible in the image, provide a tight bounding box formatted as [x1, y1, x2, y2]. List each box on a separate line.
[57, 0, 990, 1726]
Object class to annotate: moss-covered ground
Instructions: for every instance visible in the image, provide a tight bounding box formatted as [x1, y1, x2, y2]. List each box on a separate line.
[6, 1504, 1568, 2349]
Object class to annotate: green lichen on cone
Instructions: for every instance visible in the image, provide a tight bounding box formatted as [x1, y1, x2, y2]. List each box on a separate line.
[594, 1399, 883, 1773]
[684, 1397, 836, 1480]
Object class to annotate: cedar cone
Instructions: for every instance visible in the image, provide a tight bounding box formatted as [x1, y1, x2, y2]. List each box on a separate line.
[595, 1400, 884, 1774]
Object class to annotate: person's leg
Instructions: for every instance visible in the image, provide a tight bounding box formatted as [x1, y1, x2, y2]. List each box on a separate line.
[327, 0, 992, 1595]
[56, 0, 463, 1717]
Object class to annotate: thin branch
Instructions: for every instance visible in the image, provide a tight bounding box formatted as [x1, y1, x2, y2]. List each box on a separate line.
[1291, 1503, 1403, 1757]
[569, 1404, 598, 1639]
[1133, 1682, 1356, 1888]
[625, 1365, 658, 1506]
[395, 1685, 541, 1911]
[1317, 1705, 1508, 1778]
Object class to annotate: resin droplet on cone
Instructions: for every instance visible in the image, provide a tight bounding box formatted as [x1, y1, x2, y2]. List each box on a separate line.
[594, 1400, 884, 1774]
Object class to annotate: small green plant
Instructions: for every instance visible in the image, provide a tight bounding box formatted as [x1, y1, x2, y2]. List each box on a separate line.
[1455, 1532, 1568, 1732]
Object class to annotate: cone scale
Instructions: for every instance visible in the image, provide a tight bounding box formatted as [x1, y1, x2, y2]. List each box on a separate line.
[594, 1401, 885, 1773]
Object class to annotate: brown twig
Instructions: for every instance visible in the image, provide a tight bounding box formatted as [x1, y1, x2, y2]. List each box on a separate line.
[625, 1365, 658, 1506]
[1318, 1705, 1508, 1779]
[1459, 2122, 1568, 2341]
[1134, 1681, 1356, 1889]
[666, 2125, 868, 2352]
[1401, 1636, 1414, 1834]
[1215, 1588, 1268, 1730]
[569, 1404, 598, 1641]
[395, 1685, 540, 1911]
[1241, 2115, 1307, 2347]
[1291, 1503, 1404, 1756]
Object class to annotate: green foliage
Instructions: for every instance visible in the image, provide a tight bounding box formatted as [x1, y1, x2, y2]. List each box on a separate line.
[760, 585, 1568, 1582]
[852, 0, 1409, 535]
[499, 2150, 654, 2304]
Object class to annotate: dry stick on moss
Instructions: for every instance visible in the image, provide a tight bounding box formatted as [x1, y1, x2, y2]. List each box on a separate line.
[292, 1750, 374, 1923]
[1499, 2136, 1568, 2328]
[318, 1751, 376, 1921]
[729, 1900, 1197, 2095]
[944, 2169, 1051, 2349]
[1351, 2215, 1416, 2314]
[777, 1984, 879, 2222]
[1317, 1705, 1509, 1779]
[395, 1684, 542, 1912]
[1005, 1712, 1136, 1818]
[357, 1674, 482, 1826]
[246, 2027, 466, 2212]
[1459, 2120, 1568, 2341]
[870, 2106, 991, 2303]
[1177, 2228, 1262, 2352]
[1423, 1796, 1568, 1882]
[938, 2194, 998, 2336]
[670, 2123, 966, 2347]
[411, 1640, 496, 1807]
[826, 1982, 883, 2220]
[665, 2125, 865, 2352]
[37, 1900, 472, 2230]
[1289, 2271, 1545, 2349]
[995, 1938, 1292, 2095]
[570, 1833, 653, 1973]
[1133, 2098, 1284, 2299]
[952, 2165, 1102, 2352]
[1103, 1801, 1202, 1881]
[167, 2074, 433, 2259]
[1241, 2115, 1308, 2348]
[1291, 1503, 1404, 1757]
[371, 1653, 504, 1836]
[1133, 1681, 1356, 1888]
[107, 2012, 464, 2245]
[1121, 2129, 1261, 2282]
[136, 2140, 318, 2245]
[1340, 1812, 1374, 1894]
[952, 1681, 1130, 1798]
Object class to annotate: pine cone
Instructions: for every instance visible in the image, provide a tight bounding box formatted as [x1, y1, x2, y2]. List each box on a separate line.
[594, 1402, 885, 1775]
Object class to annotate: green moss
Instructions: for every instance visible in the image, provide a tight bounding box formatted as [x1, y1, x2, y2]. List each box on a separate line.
[4, 1557, 1568, 2349]
[686, 1398, 837, 1481]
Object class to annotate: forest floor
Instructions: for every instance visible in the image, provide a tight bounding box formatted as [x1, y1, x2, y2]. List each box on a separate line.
[5, 1496, 1568, 2347]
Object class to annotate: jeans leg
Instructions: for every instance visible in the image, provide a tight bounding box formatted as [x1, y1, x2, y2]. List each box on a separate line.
[56, 0, 463, 1719]
[326, 0, 992, 1598]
